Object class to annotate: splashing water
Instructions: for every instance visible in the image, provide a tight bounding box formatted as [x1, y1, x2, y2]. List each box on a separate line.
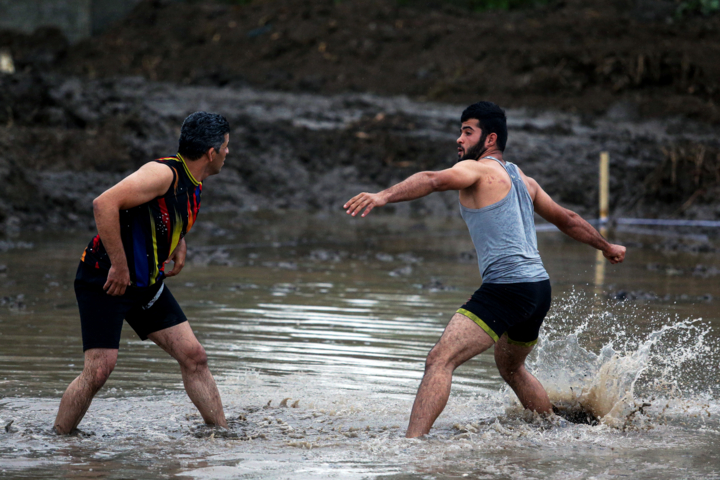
[504, 289, 717, 428]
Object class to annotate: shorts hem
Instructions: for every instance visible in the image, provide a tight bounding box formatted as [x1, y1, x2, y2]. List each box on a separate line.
[136, 317, 188, 341]
[506, 336, 538, 347]
[457, 308, 499, 342]
[82, 344, 120, 352]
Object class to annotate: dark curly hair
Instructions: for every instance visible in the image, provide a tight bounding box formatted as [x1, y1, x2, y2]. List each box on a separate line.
[460, 102, 507, 151]
[178, 112, 230, 160]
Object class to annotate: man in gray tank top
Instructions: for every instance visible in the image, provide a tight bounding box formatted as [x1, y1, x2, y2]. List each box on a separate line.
[344, 101, 626, 438]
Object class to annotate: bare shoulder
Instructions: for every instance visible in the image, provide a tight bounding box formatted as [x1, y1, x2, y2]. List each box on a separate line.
[454, 159, 485, 171]
[455, 159, 499, 178]
[514, 164, 529, 179]
[514, 165, 540, 199]
[138, 160, 175, 179]
[111, 161, 174, 197]
[97, 160, 176, 210]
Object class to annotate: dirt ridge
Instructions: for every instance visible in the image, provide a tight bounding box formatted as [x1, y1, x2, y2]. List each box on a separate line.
[1, 0, 720, 233]
[37, 0, 720, 123]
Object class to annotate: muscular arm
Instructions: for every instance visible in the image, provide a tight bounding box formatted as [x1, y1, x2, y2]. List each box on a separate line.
[94, 162, 174, 295]
[526, 176, 626, 264]
[344, 161, 482, 217]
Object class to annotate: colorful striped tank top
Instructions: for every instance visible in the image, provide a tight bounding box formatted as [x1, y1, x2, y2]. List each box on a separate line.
[81, 154, 202, 287]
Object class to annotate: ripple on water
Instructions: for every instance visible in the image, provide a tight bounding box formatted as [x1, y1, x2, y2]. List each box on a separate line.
[1, 226, 720, 478]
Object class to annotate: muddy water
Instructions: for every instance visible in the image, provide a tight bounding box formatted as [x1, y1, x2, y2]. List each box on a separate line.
[1, 213, 720, 479]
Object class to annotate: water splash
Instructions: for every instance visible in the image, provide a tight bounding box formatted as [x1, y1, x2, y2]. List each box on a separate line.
[505, 289, 717, 428]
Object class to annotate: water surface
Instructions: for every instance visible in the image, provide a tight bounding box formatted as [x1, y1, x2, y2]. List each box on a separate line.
[1, 213, 719, 479]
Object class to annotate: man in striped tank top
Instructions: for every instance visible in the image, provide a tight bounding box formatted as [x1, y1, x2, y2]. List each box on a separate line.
[344, 102, 626, 438]
[54, 112, 231, 434]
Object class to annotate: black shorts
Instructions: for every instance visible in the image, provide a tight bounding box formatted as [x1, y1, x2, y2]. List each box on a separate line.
[457, 280, 551, 347]
[74, 262, 187, 351]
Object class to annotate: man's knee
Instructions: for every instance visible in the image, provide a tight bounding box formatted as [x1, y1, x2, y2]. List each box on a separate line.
[497, 365, 514, 382]
[180, 343, 208, 372]
[425, 345, 451, 372]
[497, 363, 525, 385]
[494, 339, 533, 384]
[83, 359, 115, 391]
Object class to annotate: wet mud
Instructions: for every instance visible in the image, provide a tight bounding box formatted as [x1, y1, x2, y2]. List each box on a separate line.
[552, 404, 600, 426]
[4, 0, 720, 122]
[2, 1, 720, 235]
[1, 73, 719, 235]
[610, 289, 713, 303]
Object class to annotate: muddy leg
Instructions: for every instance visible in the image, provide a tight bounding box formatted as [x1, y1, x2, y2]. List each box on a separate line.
[406, 313, 495, 438]
[54, 348, 117, 434]
[494, 334, 552, 414]
[148, 322, 227, 428]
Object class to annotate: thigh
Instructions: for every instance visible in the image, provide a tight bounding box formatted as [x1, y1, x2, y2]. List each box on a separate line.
[504, 280, 552, 346]
[494, 333, 535, 374]
[147, 321, 202, 362]
[458, 283, 537, 343]
[75, 279, 131, 351]
[125, 284, 187, 341]
[431, 312, 495, 368]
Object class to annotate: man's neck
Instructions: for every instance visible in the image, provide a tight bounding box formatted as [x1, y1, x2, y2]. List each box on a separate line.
[479, 149, 503, 163]
[183, 158, 210, 183]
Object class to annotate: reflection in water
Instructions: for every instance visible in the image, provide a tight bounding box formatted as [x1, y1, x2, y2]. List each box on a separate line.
[0, 213, 719, 479]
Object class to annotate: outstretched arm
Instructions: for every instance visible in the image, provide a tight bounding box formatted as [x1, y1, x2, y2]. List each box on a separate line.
[527, 176, 626, 264]
[344, 161, 481, 217]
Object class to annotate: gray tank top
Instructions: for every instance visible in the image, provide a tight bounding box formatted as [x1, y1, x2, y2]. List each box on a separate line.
[459, 156, 549, 284]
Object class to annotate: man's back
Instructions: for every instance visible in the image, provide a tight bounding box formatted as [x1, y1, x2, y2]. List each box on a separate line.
[457, 157, 513, 210]
[459, 156, 548, 284]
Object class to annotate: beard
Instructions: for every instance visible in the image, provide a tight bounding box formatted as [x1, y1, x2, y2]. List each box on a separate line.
[458, 132, 489, 161]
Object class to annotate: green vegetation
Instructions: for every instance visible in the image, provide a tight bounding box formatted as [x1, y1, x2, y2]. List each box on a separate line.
[676, 0, 720, 17]
[204, 0, 554, 12]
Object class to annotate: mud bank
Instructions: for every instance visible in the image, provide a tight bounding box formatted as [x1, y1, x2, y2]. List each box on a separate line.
[1, 73, 720, 232]
[5, 0, 720, 122]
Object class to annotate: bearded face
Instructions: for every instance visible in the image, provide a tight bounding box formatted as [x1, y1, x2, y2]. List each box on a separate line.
[458, 131, 488, 161]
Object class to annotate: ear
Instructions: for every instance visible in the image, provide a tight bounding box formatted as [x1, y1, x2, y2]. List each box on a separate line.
[205, 146, 216, 160]
[485, 132, 497, 147]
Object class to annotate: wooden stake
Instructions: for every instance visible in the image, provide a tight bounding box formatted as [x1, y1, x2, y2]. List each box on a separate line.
[599, 152, 609, 223]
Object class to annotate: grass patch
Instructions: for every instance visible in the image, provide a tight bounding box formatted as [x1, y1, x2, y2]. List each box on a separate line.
[676, 0, 720, 17]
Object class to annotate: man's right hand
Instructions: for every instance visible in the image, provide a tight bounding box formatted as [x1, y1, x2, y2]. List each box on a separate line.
[603, 244, 626, 264]
[344, 192, 388, 217]
[103, 265, 132, 296]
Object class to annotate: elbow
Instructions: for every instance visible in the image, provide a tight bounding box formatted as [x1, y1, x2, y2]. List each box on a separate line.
[426, 172, 445, 192]
[558, 209, 579, 230]
[92, 195, 113, 216]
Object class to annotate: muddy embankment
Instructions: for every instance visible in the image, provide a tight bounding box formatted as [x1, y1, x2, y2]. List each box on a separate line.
[23, 0, 720, 123]
[2, 0, 720, 233]
[1, 72, 719, 235]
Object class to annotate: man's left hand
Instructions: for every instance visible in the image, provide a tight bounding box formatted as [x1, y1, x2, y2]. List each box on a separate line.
[165, 238, 187, 277]
[603, 244, 626, 264]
